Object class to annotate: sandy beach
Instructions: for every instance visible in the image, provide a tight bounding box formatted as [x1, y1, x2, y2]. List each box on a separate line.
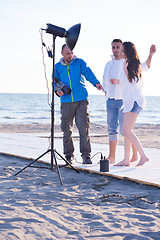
[0, 123, 160, 148]
[0, 123, 160, 239]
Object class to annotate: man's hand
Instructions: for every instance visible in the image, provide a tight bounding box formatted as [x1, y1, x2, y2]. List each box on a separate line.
[55, 90, 64, 97]
[96, 83, 104, 91]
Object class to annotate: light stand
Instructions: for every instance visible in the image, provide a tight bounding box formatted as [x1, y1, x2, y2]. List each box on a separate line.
[14, 23, 81, 185]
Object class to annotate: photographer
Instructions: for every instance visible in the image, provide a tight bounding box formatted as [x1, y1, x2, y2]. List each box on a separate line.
[55, 44, 103, 164]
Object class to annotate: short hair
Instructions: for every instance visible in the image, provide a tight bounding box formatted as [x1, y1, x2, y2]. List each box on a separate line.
[62, 44, 67, 52]
[112, 39, 122, 44]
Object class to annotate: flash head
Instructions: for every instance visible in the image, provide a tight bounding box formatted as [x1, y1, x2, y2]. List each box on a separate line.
[45, 23, 81, 51]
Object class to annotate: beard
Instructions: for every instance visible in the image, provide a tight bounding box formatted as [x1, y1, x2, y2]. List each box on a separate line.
[65, 57, 73, 63]
[114, 52, 119, 57]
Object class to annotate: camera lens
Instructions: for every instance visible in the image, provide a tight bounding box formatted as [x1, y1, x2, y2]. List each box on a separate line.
[63, 86, 71, 95]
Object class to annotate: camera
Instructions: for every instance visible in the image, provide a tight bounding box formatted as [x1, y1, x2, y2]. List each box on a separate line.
[54, 77, 71, 96]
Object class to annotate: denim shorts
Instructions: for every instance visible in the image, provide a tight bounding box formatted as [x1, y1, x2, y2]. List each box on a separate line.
[130, 101, 142, 114]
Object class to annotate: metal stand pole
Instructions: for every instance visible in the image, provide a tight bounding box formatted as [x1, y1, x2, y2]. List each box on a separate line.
[14, 35, 79, 184]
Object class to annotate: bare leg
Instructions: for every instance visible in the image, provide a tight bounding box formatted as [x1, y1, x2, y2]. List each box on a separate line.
[107, 140, 117, 164]
[130, 144, 139, 162]
[124, 112, 149, 167]
[114, 136, 130, 166]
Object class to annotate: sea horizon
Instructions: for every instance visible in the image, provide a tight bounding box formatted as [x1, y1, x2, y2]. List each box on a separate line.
[0, 93, 160, 126]
[0, 92, 160, 97]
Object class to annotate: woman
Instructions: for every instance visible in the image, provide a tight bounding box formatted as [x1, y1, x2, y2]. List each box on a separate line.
[114, 42, 155, 167]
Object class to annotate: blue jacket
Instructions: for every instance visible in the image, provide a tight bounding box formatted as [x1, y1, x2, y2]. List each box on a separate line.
[54, 57, 100, 103]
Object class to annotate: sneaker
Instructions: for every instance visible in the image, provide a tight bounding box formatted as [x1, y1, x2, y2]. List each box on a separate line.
[66, 156, 74, 165]
[82, 157, 92, 164]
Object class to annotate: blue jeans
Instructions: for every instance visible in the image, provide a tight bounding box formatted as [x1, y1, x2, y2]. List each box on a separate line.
[106, 99, 124, 141]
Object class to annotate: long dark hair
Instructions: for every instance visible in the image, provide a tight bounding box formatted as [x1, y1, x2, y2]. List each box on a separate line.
[123, 42, 141, 82]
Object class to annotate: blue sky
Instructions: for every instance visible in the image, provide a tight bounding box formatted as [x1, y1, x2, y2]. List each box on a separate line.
[0, 0, 159, 95]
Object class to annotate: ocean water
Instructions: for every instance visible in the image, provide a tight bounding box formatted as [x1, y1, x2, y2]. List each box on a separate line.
[0, 93, 159, 125]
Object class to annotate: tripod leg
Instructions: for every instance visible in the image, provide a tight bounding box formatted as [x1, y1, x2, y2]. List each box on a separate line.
[14, 149, 50, 176]
[52, 150, 63, 185]
[54, 149, 80, 173]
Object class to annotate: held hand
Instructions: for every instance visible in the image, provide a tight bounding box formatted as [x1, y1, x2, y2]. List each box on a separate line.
[110, 79, 120, 84]
[96, 84, 104, 91]
[150, 45, 156, 56]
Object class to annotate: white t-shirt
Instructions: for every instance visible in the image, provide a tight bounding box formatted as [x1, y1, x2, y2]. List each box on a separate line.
[103, 59, 125, 100]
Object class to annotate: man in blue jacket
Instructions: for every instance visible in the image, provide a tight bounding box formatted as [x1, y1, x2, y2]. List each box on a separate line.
[55, 44, 103, 164]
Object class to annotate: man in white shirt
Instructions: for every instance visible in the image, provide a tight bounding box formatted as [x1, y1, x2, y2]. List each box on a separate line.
[103, 39, 125, 164]
[103, 39, 156, 164]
